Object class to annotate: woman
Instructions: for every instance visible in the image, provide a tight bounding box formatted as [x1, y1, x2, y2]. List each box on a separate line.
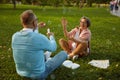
[59, 16, 91, 59]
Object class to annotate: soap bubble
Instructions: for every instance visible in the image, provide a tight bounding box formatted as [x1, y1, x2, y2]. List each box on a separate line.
[112, 27, 116, 31]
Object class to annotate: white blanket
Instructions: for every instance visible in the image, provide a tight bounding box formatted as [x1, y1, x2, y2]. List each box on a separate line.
[62, 60, 80, 69]
[88, 60, 109, 69]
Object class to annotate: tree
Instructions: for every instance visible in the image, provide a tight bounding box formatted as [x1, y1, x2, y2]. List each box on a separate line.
[52, 0, 61, 7]
[12, 0, 16, 9]
[86, 0, 93, 7]
[63, 0, 72, 6]
[47, 0, 62, 7]
[79, 0, 86, 8]
[76, 0, 80, 7]
[39, 0, 47, 6]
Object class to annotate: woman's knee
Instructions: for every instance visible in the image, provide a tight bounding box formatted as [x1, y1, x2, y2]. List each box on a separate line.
[59, 38, 66, 44]
[78, 42, 87, 48]
[59, 38, 64, 42]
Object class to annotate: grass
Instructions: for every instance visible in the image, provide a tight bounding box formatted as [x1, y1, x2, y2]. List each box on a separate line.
[0, 4, 120, 80]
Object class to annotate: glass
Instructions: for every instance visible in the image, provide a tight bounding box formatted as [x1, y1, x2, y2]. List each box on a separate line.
[80, 21, 86, 24]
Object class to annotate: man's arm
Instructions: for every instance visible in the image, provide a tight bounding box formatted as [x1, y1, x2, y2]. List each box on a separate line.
[33, 33, 57, 52]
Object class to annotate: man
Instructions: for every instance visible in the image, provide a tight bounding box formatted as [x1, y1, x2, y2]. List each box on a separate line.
[12, 10, 68, 80]
[59, 16, 91, 59]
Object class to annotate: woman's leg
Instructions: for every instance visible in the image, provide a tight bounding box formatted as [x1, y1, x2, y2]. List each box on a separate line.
[69, 42, 87, 58]
[59, 38, 72, 53]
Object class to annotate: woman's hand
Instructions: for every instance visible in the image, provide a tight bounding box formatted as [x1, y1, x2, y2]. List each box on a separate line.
[61, 18, 68, 29]
[68, 35, 74, 41]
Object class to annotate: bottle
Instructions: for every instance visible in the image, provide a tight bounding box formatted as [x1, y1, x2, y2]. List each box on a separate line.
[47, 28, 50, 33]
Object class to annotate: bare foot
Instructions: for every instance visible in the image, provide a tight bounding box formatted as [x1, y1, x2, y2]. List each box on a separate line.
[69, 53, 74, 58]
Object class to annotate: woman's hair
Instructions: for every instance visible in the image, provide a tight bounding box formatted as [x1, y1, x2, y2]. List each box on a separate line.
[81, 16, 91, 27]
[20, 10, 35, 25]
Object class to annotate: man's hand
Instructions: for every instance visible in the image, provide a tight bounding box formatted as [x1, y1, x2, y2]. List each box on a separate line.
[47, 32, 54, 37]
[38, 22, 46, 28]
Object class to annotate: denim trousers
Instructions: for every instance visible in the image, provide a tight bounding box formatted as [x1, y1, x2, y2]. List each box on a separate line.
[37, 51, 68, 80]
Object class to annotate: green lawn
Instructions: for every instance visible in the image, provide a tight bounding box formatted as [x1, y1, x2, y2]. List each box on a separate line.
[0, 4, 120, 80]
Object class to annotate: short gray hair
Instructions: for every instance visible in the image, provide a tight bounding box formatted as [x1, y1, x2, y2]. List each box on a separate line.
[20, 10, 35, 25]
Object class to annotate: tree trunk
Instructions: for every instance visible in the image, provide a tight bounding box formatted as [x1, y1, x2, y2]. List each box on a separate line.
[80, 0, 85, 8]
[87, 0, 92, 7]
[12, 0, 16, 9]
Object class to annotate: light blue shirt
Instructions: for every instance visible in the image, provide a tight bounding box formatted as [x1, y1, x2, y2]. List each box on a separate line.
[12, 28, 57, 78]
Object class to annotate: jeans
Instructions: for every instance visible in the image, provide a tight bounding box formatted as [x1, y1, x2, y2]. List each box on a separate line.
[38, 51, 68, 80]
[110, 5, 114, 11]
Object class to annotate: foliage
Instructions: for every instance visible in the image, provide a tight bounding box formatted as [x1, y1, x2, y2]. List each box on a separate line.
[95, 0, 111, 4]
[0, 4, 120, 80]
[0, 0, 113, 7]
[86, 0, 93, 7]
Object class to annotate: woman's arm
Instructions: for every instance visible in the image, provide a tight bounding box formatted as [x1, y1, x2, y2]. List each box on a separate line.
[61, 18, 69, 38]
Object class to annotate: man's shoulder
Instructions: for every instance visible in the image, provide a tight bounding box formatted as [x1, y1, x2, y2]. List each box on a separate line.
[12, 31, 46, 39]
[31, 32, 48, 40]
[32, 32, 45, 37]
[12, 31, 20, 37]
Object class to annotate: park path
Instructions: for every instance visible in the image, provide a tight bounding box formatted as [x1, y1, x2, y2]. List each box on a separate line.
[111, 6, 120, 17]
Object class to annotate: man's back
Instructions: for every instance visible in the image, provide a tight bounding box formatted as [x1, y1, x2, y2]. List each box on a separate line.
[12, 30, 56, 78]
